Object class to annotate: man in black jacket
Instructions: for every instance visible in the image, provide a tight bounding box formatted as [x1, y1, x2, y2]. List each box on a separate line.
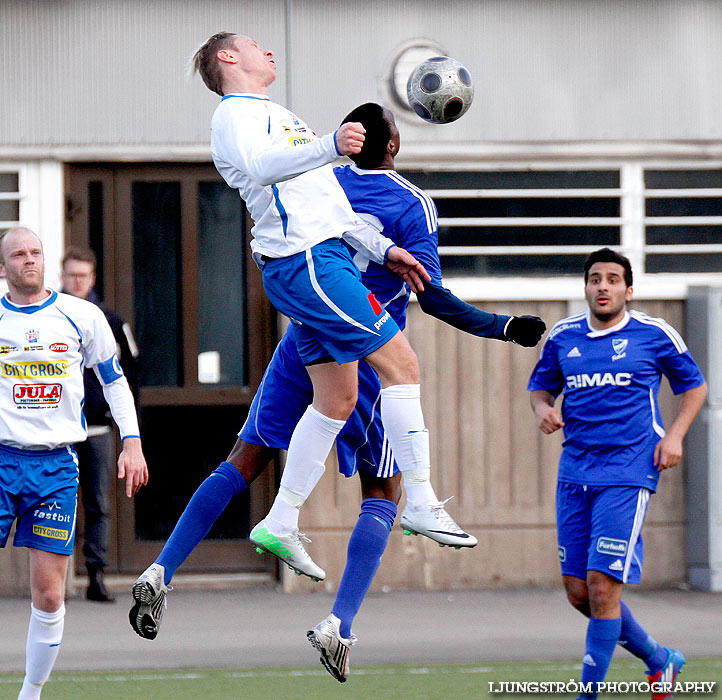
[62, 246, 140, 602]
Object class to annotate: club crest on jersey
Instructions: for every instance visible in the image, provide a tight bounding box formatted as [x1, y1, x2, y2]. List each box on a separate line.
[612, 338, 628, 361]
[25, 329, 39, 344]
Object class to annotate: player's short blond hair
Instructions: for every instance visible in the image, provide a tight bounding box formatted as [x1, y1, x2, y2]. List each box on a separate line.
[191, 32, 237, 96]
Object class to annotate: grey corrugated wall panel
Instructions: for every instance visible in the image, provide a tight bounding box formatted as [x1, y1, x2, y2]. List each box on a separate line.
[2, 0, 722, 148]
[287, 0, 722, 143]
[0, 0, 287, 147]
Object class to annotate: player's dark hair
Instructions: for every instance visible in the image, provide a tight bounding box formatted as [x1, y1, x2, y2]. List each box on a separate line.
[192, 32, 237, 96]
[584, 247, 633, 287]
[62, 245, 97, 271]
[341, 102, 391, 169]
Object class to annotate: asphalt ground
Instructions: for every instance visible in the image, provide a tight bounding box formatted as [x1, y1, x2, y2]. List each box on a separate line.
[1, 584, 719, 673]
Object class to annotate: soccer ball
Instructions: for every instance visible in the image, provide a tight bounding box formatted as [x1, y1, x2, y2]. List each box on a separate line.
[406, 56, 474, 124]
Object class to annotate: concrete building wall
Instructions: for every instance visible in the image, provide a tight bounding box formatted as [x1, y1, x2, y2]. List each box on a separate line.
[284, 299, 687, 593]
[2, 1, 722, 152]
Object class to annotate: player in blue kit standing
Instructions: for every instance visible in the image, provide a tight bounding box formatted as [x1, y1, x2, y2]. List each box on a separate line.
[130, 103, 545, 681]
[0, 228, 148, 700]
[528, 248, 707, 700]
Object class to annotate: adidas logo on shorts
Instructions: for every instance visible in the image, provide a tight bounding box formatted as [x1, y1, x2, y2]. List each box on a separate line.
[609, 559, 624, 571]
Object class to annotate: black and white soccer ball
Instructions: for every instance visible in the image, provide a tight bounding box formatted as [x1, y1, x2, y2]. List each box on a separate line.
[406, 56, 474, 124]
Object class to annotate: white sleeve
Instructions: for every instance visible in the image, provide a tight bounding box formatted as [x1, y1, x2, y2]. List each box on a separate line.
[81, 304, 140, 439]
[99, 376, 140, 439]
[217, 102, 340, 186]
[342, 213, 395, 266]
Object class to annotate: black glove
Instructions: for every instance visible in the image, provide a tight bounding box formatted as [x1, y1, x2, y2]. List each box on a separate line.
[504, 315, 546, 347]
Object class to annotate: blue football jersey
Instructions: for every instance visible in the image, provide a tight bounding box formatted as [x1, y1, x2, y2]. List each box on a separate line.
[527, 309, 705, 490]
[335, 164, 443, 329]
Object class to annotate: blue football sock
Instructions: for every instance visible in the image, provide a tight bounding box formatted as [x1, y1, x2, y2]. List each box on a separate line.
[332, 498, 397, 638]
[619, 600, 668, 671]
[156, 462, 247, 585]
[579, 616, 622, 698]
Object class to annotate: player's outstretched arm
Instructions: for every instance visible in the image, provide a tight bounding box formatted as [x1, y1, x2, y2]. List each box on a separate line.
[117, 436, 149, 497]
[654, 381, 708, 471]
[385, 246, 431, 293]
[530, 390, 565, 434]
[416, 281, 546, 345]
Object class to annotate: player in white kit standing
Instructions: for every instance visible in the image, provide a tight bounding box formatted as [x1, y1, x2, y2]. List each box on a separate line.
[0, 228, 148, 700]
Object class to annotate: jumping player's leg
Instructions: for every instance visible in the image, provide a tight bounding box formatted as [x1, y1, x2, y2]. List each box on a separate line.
[156, 441, 275, 585]
[262, 360, 357, 538]
[19, 550, 68, 700]
[129, 440, 274, 640]
[308, 470, 400, 682]
[364, 333, 476, 546]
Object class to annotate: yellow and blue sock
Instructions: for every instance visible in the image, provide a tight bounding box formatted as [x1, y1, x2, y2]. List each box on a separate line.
[156, 462, 247, 585]
[332, 498, 397, 638]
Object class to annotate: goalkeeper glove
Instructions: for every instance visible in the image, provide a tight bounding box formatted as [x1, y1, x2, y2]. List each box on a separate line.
[504, 315, 546, 347]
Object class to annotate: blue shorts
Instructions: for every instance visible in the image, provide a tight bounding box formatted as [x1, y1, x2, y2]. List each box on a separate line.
[556, 481, 651, 584]
[0, 444, 79, 555]
[261, 239, 399, 364]
[239, 325, 398, 479]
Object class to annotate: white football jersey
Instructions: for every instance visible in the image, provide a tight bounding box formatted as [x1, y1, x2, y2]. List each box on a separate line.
[0, 291, 139, 450]
[210, 94, 363, 265]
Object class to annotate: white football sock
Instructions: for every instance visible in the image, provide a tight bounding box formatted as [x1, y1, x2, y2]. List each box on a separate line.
[18, 603, 65, 700]
[265, 405, 345, 535]
[380, 384, 438, 510]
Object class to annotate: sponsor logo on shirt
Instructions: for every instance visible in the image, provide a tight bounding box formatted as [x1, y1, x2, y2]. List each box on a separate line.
[548, 322, 582, 340]
[612, 338, 628, 361]
[288, 136, 312, 147]
[558, 545, 566, 562]
[566, 372, 632, 389]
[49, 343, 68, 353]
[0, 345, 17, 355]
[566, 347, 581, 357]
[596, 537, 628, 556]
[13, 383, 62, 405]
[2, 361, 69, 379]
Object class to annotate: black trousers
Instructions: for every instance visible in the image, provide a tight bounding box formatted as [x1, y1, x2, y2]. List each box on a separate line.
[75, 430, 114, 569]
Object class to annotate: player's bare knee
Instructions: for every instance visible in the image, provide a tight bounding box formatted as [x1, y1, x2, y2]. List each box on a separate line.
[33, 586, 64, 613]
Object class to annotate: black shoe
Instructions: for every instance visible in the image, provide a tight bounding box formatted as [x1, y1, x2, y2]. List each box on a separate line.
[86, 565, 115, 603]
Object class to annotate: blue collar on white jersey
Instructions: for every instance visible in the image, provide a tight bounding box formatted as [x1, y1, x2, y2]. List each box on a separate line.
[585, 309, 630, 337]
[1, 290, 57, 314]
[221, 93, 269, 102]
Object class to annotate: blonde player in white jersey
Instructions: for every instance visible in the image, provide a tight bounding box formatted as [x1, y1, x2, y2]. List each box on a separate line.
[0, 228, 148, 700]
[145, 33, 468, 586]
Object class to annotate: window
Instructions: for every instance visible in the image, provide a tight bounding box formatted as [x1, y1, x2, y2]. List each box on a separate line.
[400, 163, 722, 295]
[0, 169, 21, 231]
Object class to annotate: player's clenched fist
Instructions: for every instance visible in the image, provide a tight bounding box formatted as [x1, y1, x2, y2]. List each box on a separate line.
[336, 121, 365, 155]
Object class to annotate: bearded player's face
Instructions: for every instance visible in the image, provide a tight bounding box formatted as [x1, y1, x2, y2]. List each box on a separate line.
[585, 262, 632, 325]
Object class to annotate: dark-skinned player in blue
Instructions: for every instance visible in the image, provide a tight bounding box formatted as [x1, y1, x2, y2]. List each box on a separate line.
[130, 103, 545, 682]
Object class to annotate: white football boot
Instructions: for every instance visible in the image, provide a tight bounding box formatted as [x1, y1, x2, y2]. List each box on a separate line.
[307, 613, 357, 683]
[400, 497, 478, 548]
[129, 563, 170, 640]
[250, 519, 325, 581]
